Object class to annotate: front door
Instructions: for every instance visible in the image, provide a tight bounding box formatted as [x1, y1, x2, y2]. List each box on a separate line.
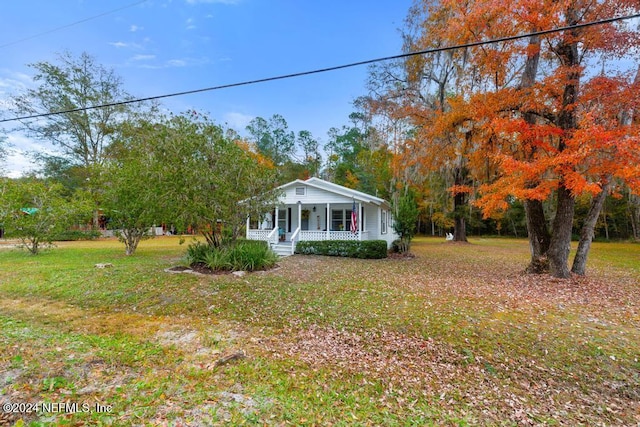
[278, 209, 287, 240]
[301, 209, 310, 230]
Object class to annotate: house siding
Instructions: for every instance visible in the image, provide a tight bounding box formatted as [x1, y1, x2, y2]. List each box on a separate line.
[280, 185, 355, 205]
[365, 206, 379, 236]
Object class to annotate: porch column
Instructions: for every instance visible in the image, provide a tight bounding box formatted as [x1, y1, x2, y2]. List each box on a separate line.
[273, 208, 279, 244]
[326, 202, 330, 240]
[358, 202, 362, 241]
[246, 215, 250, 239]
[297, 201, 302, 231]
[363, 208, 366, 233]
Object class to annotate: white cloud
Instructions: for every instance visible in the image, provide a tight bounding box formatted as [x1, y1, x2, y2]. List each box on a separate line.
[131, 54, 156, 61]
[0, 71, 33, 114]
[223, 112, 254, 130]
[130, 24, 143, 32]
[186, 18, 196, 30]
[0, 99, 12, 112]
[0, 71, 32, 95]
[136, 59, 186, 69]
[167, 59, 187, 67]
[109, 41, 142, 49]
[132, 57, 210, 69]
[1, 133, 56, 177]
[4, 150, 33, 177]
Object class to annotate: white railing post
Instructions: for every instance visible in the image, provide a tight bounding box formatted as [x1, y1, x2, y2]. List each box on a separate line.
[266, 226, 278, 246]
[358, 202, 362, 241]
[326, 202, 330, 240]
[290, 227, 301, 254]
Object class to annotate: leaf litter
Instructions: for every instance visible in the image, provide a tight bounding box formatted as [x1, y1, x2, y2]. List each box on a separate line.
[1, 237, 639, 425]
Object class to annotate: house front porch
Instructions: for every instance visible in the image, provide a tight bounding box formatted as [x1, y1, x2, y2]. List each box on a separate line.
[246, 201, 369, 256]
[247, 229, 370, 256]
[243, 177, 398, 256]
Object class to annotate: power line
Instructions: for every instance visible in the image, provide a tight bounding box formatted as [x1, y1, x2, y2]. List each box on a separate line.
[1, 12, 638, 124]
[0, 0, 148, 49]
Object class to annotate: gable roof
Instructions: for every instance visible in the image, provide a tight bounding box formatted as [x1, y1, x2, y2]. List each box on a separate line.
[276, 177, 391, 208]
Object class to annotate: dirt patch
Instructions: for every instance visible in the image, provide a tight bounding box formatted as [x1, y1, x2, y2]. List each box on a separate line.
[165, 263, 279, 276]
[387, 251, 416, 259]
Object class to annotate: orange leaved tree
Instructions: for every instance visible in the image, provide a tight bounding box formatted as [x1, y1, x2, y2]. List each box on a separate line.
[373, 0, 640, 277]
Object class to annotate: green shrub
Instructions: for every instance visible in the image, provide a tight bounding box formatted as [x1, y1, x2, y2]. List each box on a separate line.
[185, 240, 277, 271]
[52, 229, 102, 241]
[295, 240, 388, 259]
[391, 239, 403, 253]
[228, 240, 278, 271]
[203, 247, 233, 271]
[185, 241, 210, 265]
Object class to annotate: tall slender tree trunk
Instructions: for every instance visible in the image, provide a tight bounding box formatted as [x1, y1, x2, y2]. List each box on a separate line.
[629, 192, 640, 240]
[524, 199, 551, 273]
[572, 178, 612, 275]
[518, 34, 551, 273]
[548, 184, 575, 278]
[453, 166, 468, 242]
[93, 209, 100, 230]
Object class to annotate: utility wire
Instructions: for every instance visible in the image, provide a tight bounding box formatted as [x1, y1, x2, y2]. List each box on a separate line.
[0, 0, 149, 49]
[1, 12, 638, 124]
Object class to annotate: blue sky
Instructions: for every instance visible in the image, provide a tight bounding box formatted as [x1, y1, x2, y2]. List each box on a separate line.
[0, 0, 412, 176]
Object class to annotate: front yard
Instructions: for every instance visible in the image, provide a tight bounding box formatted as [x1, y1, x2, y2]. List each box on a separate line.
[0, 237, 638, 425]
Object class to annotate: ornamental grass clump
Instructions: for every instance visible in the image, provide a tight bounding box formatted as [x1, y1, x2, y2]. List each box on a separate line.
[186, 240, 277, 272]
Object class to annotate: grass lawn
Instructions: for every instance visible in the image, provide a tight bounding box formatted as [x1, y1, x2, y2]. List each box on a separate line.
[0, 236, 638, 426]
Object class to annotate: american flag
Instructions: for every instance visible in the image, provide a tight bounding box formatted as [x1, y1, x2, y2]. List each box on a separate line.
[351, 200, 357, 234]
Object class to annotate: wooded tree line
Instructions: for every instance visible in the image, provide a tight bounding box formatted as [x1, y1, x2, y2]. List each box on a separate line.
[1, 0, 639, 278]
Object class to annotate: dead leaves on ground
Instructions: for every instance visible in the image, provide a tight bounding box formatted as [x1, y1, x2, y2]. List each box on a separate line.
[259, 240, 640, 425]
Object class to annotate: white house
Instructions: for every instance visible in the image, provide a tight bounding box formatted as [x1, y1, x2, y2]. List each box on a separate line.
[246, 177, 399, 256]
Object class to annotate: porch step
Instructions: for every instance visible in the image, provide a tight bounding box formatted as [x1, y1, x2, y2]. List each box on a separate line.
[271, 243, 294, 257]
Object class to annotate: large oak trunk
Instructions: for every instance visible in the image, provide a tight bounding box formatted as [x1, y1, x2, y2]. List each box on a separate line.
[548, 184, 575, 278]
[524, 199, 551, 273]
[454, 215, 467, 242]
[547, 7, 580, 278]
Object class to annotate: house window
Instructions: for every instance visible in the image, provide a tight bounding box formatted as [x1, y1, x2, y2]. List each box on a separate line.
[295, 187, 306, 196]
[381, 210, 387, 234]
[331, 209, 353, 231]
[331, 210, 344, 231]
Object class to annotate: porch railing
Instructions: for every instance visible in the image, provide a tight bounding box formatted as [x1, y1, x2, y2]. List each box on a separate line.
[247, 227, 279, 246]
[299, 230, 369, 241]
[267, 227, 278, 246]
[247, 229, 272, 241]
[298, 230, 326, 241]
[290, 227, 301, 255]
[247, 229, 370, 243]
